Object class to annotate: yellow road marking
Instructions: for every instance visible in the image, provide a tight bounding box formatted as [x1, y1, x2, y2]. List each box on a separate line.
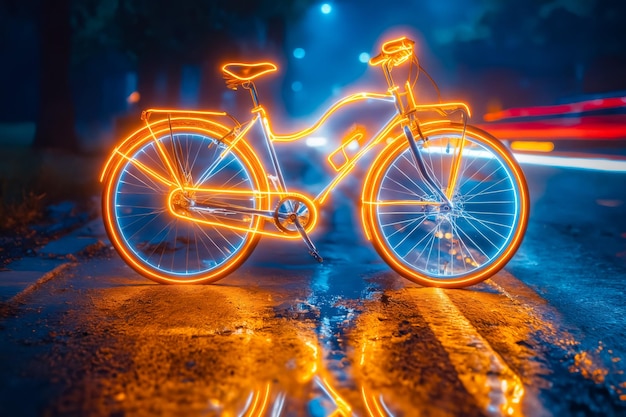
[413, 287, 527, 417]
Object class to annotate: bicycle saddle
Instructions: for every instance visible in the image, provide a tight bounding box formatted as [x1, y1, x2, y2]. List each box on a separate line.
[222, 62, 277, 89]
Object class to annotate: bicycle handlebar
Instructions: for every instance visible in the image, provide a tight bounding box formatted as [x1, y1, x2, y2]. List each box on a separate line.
[369, 36, 415, 67]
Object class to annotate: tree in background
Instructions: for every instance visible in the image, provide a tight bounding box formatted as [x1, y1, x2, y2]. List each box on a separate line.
[34, 0, 80, 151]
[1, 0, 315, 151]
[73, 0, 315, 108]
[445, 0, 626, 109]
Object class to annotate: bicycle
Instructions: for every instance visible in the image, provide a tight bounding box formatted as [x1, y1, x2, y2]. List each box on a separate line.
[100, 36, 529, 288]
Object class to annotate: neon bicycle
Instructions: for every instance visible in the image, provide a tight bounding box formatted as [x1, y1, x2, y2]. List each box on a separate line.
[100, 36, 529, 288]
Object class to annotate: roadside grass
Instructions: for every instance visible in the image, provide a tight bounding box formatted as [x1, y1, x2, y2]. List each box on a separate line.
[0, 145, 103, 233]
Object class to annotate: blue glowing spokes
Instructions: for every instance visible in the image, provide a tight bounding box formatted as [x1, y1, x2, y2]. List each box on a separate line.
[375, 133, 519, 279]
[114, 133, 254, 277]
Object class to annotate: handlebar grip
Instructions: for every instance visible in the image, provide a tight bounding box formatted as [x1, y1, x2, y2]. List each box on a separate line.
[369, 53, 387, 66]
[381, 37, 414, 55]
[369, 36, 415, 67]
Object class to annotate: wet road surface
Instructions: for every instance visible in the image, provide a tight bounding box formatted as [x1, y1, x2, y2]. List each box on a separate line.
[1, 164, 626, 416]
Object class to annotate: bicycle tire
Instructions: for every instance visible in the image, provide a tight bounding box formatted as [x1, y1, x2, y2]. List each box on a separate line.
[102, 118, 267, 284]
[362, 123, 529, 288]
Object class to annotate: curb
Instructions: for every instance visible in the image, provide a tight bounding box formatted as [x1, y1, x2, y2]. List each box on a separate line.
[5, 261, 75, 306]
[0, 217, 108, 305]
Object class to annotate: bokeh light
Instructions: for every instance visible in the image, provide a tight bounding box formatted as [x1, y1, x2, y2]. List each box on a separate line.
[293, 48, 306, 59]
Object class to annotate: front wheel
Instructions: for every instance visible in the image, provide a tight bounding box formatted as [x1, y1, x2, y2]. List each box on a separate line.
[102, 119, 267, 284]
[362, 124, 529, 288]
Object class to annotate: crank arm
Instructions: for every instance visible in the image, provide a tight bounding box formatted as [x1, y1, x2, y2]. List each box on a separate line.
[293, 216, 323, 263]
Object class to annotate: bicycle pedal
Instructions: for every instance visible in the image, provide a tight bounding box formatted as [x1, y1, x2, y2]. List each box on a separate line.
[310, 251, 324, 263]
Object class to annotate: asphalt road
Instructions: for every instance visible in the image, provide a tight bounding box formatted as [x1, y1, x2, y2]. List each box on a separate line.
[1, 162, 625, 417]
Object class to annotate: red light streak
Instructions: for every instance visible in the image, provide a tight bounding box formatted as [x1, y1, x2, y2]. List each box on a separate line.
[484, 96, 626, 122]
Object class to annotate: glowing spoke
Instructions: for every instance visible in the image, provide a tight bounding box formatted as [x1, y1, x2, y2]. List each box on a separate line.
[462, 176, 510, 202]
[398, 152, 435, 196]
[411, 226, 439, 264]
[462, 210, 515, 217]
[454, 222, 491, 260]
[195, 145, 229, 186]
[451, 220, 479, 269]
[463, 185, 513, 200]
[123, 164, 168, 193]
[383, 217, 421, 240]
[464, 200, 515, 204]
[460, 214, 502, 252]
[121, 210, 165, 240]
[460, 211, 511, 240]
[391, 215, 429, 252]
[117, 149, 175, 188]
[459, 161, 503, 198]
[396, 216, 434, 257]
[383, 172, 426, 199]
[379, 216, 425, 228]
[117, 207, 168, 219]
[376, 210, 429, 215]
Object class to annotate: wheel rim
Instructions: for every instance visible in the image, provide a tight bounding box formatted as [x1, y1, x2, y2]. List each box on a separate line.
[373, 131, 523, 283]
[110, 131, 258, 280]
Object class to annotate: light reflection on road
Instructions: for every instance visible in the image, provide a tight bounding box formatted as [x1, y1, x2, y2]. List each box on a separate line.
[2, 198, 626, 416]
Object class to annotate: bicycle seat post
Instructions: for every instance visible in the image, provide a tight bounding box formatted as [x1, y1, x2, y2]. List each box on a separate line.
[243, 81, 260, 108]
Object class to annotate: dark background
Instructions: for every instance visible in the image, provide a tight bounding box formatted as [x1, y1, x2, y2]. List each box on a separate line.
[1, 0, 625, 152]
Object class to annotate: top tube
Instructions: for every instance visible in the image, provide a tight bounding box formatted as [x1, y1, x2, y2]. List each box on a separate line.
[268, 92, 395, 142]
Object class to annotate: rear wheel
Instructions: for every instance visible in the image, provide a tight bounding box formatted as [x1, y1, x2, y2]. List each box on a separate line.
[362, 124, 529, 288]
[102, 119, 266, 284]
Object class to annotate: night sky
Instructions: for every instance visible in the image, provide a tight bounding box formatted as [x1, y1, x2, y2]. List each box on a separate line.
[1, 0, 624, 149]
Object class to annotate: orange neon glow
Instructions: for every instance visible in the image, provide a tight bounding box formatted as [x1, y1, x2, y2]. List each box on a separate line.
[361, 386, 388, 417]
[316, 114, 403, 206]
[271, 92, 394, 142]
[167, 188, 319, 240]
[102, 120, 269, 284]
[101, 34, 527, 288]
[300, 340, 320, 383]
[242, 383, 271, 417]
[316, 376, 353, 414]
[510, 141, 555, 153]
[100, 115, 237, 182]
[360, 123, 529, 289]
[362, 199, 442, 206]
[327, 125, 367, 171]
[221, 62, 277, 82]
[369, 36, 415, 67]
[446, 126, 467, 200]
[114, 148, 174, 187]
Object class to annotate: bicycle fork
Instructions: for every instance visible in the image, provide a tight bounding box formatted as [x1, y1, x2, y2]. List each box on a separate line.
[403, 123, 454, 208]
[403, 125, 453, 211]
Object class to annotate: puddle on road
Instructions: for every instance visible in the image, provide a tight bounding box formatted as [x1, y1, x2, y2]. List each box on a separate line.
[3, 236, 626, 416]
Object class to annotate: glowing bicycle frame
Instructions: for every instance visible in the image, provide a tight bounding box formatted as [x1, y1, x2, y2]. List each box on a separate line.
[100, 36, 529, 288]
